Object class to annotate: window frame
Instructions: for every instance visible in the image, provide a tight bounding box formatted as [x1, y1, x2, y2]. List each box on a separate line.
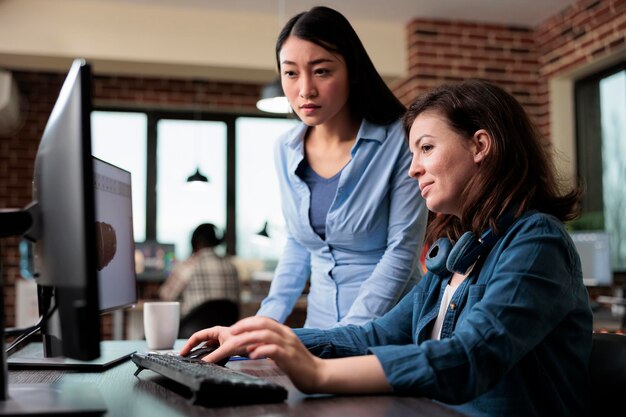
[574, 61, 626, 272]
[93, 105, 293, 255]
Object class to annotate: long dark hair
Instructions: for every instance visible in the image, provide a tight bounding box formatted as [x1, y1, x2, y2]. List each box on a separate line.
[276, 6, 405, 125]
[403, 80, 582, 245]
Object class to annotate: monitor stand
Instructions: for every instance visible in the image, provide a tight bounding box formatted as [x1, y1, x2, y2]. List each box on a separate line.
[7, 340, 136, 371]
[0, 229, 107, 415]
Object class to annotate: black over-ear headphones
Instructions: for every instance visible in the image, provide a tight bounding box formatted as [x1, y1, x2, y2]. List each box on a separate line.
[425, 212, 516, 276]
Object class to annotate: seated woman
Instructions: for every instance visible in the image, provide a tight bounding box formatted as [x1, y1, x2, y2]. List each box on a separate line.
[181, 80, 592, 417]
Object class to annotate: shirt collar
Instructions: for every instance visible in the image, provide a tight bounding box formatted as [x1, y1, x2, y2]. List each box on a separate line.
[285, 119, 388, 152]
[355, 119, 387, 145]
[285, 119, 390, 175]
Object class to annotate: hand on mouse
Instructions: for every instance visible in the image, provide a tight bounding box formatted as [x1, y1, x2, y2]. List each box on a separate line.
[184, 345, 230, 366]
[185, 345, 217, 359]
[180, 326, 247, 364]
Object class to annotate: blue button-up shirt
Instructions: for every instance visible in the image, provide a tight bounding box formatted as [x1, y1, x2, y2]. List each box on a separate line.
[257, 119, 427, 328]
[296, 211, 593, 417]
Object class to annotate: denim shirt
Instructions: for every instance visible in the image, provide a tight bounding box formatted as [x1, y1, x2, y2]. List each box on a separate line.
[257, 119, 427, 328]
[295, 211, 593, 417]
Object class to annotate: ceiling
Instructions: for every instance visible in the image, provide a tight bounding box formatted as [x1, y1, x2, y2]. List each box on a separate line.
[0, 0, 581, 83]
[109, 0, 578, 26]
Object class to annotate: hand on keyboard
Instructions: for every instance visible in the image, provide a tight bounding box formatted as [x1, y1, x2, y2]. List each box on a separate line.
[226, 316, 327, 394]
[179, 317, 327, 395]
[131, 352, 287, 405]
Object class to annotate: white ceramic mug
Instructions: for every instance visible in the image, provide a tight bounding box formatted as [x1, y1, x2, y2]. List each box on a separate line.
[143, 301, 180, 350]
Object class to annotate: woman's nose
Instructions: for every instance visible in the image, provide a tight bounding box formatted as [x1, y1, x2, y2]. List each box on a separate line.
[299, 75, 317, 99]
[408, 155, 423, 179]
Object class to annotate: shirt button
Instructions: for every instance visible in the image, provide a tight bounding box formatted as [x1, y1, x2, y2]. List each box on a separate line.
[449, 303, 456, 310]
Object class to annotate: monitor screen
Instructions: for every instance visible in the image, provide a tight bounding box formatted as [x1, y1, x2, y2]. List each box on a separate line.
[93, 158, 137, 311]
[570, 231, 613, 287]
[134, 241, 176, 282]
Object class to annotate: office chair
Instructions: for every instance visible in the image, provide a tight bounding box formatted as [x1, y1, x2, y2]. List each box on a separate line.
[589, 332, 626, 416]
[178, 299, 240, 338]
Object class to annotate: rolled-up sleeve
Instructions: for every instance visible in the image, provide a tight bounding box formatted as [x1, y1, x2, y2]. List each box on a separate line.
[296, 285, 418, 357]
[370, 215, 589, 405]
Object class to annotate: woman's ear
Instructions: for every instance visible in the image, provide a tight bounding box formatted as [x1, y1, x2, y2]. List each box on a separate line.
[472, 129, 492, 163]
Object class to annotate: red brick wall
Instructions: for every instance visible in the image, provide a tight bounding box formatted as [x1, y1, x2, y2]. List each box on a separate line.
[1, 72, 65, 332]
[94, 76, 260, 111]
[535, 0, 625, 138]
[0, 71, 261, 336]
[393, 0, 625, 141]
[394, 20, 539, 118]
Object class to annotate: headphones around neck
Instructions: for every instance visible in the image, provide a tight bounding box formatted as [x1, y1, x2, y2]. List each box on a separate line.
[425, 212, 517, 276]
[425, 229, 498, 275]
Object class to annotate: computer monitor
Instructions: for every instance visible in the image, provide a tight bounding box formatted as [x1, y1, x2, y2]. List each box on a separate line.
[134, 241, 176, 282]
[0, 59, 109, 414]
[17, 58, 100, 359]
[7, 154, 138, 369]
[570, 231, 613, 287]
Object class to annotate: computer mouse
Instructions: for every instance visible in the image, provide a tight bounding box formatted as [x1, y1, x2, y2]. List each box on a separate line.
[184, 345, 229, 366]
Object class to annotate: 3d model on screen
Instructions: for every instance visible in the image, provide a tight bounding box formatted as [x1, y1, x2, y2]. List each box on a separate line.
[95, 221, 116, 271]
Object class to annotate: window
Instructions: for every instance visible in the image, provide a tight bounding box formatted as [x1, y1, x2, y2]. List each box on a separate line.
[91, 111, 147, 241]
[91, 108, 295, 264]
[156, 119, 227, 260]
[235, 117, 298, 263]
[575, 64, 626, 271]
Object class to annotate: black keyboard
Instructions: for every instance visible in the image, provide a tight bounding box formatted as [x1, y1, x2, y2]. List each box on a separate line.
[131, 352, 288, 406]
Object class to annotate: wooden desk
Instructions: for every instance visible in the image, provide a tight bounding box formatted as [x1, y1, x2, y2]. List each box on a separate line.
[8, 340, 465, 417]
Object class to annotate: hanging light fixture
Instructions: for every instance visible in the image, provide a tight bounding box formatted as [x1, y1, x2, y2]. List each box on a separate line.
[186, 79, 210, 184]
[256, 77, 291, 114]
[256, 221, 270, 238]
[256, 0, 291, 114]
[186, 167, 208, 183]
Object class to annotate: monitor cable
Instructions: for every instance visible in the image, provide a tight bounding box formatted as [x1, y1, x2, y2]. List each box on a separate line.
[4, 287, 56, 357]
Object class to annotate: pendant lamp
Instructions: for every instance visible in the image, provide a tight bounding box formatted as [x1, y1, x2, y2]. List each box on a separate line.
[256, 221, 270, 238]
[256, 77, 291, 114]
[186, 167, 209, 183]
[186, 79, 210, 184]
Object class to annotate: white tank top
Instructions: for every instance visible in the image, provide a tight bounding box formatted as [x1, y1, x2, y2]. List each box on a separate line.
[431, 282, 462, 340]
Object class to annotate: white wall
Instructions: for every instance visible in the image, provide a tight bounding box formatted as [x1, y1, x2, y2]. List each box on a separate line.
[0, 0, 406, 83]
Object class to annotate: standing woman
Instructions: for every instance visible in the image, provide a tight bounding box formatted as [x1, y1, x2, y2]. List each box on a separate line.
[256, 6, 428, 328]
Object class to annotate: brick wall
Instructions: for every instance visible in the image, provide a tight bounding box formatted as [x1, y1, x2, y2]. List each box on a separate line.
[94, 75, 260, 112]
[1, 72, 65, 332]
[0, 71, 261, 336]
[394, 20, 539, 117]
[393, 0, 625, 141]
[535, 0, 625, 138]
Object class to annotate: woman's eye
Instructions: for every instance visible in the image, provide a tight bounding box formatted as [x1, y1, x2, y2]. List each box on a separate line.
[314, 68, 330, 76]
[283, 70, 296, 78]
[421, 144, 433, 153]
